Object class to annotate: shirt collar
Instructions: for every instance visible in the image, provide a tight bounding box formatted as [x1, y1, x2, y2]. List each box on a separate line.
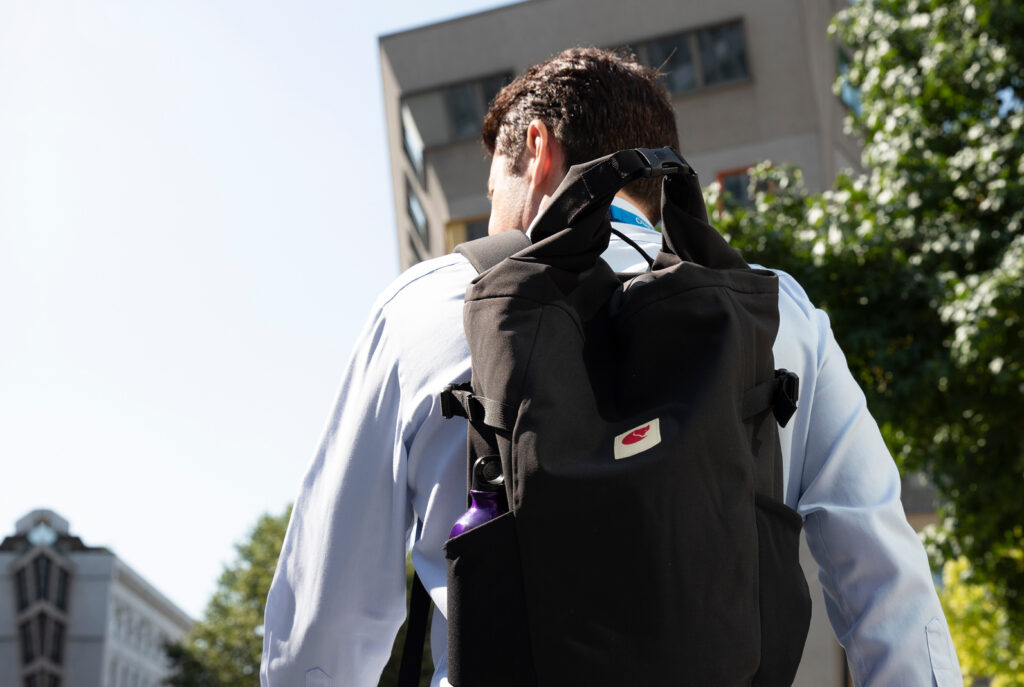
[609, 196, 656, 233]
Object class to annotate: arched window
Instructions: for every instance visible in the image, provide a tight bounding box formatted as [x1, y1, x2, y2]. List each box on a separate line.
[33, 555, 52, 602]
[16, 567, 30, 611]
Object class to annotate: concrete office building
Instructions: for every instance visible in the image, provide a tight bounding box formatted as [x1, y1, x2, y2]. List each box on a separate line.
[380, 0, 861, 271]
[378, 2, 927, 685]
[0, 510, 192, 687]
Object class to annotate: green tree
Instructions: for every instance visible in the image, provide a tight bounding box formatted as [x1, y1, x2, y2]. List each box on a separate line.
[165, 505, 292, 686]
[939, 557, 1024, 685]
[164, 506, 432, 686]
[830, 0, 1024, 631]
[707, 0, 1023, 635]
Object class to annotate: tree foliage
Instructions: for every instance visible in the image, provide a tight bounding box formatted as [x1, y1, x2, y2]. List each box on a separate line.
[831, 0, 1024, 630]
[706, 0, 1023, 655]
[831, 0, 1024, 631]
[165, 505, 292, 687]
[163, 507, 432, 687]
[940, 557, 1024, 685]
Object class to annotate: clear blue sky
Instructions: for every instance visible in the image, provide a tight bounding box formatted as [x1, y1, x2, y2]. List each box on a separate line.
[0, 0, 508, 620]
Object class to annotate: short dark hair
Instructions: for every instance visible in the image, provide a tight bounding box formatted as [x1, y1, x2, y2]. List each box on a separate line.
[482, 46, 680, 223]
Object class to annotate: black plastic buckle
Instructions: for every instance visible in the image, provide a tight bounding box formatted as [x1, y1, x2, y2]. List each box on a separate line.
[773, 369, 800, 428]
[440, 383, 467, 420]
[440, 385, 455, 419]
[636, 147, 688, 178]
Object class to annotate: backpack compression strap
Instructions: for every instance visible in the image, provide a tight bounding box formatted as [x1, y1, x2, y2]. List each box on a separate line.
[398, 572, 432, 687]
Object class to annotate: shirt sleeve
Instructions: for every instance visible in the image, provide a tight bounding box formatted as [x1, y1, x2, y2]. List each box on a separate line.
[260, 293, 413, 687]
[784, 286, 963, 686]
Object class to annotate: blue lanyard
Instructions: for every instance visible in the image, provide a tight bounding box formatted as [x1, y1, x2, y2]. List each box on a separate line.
[608, 204, 655, 233]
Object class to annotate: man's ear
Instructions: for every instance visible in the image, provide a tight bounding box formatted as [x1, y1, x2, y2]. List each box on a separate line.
[523, 119, 564, 195]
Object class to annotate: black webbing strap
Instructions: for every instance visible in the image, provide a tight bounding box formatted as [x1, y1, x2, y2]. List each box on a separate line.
[741, 369, 800, 428]
[440, 383, 517, 431]
[398, 571, 432, 687]
[609, 226, 655, 268]
[455, 229, 532, 274]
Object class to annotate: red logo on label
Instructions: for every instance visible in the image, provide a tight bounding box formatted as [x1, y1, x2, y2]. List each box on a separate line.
[622, 425, 650, 445]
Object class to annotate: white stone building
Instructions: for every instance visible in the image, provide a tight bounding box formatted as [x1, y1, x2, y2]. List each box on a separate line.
[0, 510, 192, 687]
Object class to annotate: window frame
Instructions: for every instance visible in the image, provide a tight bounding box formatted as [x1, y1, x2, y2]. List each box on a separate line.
[398, 70, 513, 180]
[20, 621, 35, 665]
[715, 165, 755, 208]
[33, 555, 52, 603]
[620, 18, 752, 96]
[405, 178, 430, 250]
[836, 47, 863, 115]
[444, 215, 490, 253]
[16, 567, 31, 611]
[54, 569, 69, 612]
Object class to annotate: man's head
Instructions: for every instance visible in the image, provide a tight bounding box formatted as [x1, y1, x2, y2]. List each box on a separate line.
[482, 47, 679, 234]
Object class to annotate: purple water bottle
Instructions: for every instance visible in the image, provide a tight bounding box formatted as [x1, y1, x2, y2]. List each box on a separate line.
[449, 455, 506, 538]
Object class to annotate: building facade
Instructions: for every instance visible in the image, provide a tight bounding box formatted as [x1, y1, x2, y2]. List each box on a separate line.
[380, 0, 861, 271]
[0, 510, 192, 687]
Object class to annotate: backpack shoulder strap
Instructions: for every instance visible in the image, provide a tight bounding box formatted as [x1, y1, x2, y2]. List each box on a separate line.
[398, 571, 432, 687]
[399, 231, 530, 686]
[454, 230, 531, 274]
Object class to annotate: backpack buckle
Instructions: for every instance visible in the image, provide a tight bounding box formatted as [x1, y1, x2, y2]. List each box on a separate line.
[635, 147, 688, 178]
[773, 369, 800, 428]
[440, 382, 472, 420]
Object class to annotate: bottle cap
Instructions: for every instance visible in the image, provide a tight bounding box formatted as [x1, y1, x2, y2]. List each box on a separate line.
[471, 455, 504, 492]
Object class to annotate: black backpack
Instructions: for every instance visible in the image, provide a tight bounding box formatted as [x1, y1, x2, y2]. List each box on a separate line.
[403, 148, 810, 686]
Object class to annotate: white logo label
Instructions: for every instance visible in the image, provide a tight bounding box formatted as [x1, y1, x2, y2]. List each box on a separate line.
[613, 418, 661, 460]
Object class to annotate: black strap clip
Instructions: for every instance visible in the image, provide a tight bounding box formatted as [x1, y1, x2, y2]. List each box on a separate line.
[773, 369, 800, 428]
[635, 147, 688, 178]
[440, 382, 472, 420]
[440, 382, 517, 431]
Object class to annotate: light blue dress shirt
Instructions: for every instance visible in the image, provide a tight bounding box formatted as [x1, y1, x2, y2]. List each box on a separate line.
[261, 197, 962, 687]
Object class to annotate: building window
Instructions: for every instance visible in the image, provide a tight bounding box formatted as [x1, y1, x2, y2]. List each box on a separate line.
[698, 22, 749, 86]
[50, 621, 65, 665]
[27, 522, 58, 548]
[643, 35, 697, 94]
[716, 166, 754, 207]
[444, 82, 482, 140]
[407, 235, 425, 265]
[401, 103, 425, 178]
[17, 568, 30, 611]
[837, 49, 862, 115]
[445, 217, 489, 253]
[406, 181, 429, 250]
[465, 219, 488, 242]
[626, 20, 750, 95]
[400, 71, 513, 173]
[37, 614, 49, 660]
[33, 556, 51, 602]
[20, 621, 35, 664]
[55, 569, 68, 611]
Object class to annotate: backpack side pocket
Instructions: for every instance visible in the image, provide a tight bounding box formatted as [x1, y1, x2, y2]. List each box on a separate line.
[444, 511, 536, 687]
[752, 493, 812, 686]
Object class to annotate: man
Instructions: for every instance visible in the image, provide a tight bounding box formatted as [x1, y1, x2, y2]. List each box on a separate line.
[262, 48, 961, 686]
